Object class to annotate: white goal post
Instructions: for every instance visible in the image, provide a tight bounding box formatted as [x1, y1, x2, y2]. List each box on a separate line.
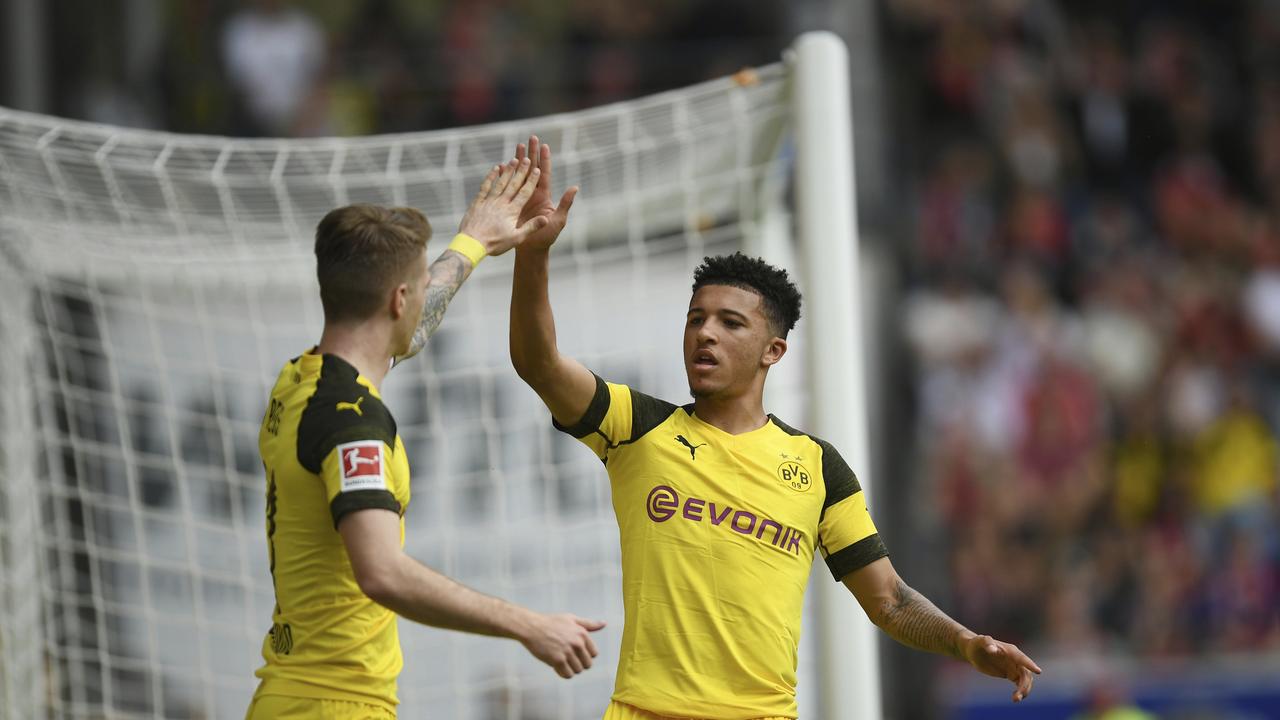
[0, 31, 876, 720]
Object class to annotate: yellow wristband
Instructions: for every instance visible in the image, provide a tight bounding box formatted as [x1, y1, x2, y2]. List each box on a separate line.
[448, 233, 487, 268]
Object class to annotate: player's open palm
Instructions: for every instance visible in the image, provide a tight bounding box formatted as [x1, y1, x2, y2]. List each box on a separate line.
[514, 135, 577, 252]
[520, 612, 605, 679]
[962, 634, 1042, 703]
[458, 157, 549, 256]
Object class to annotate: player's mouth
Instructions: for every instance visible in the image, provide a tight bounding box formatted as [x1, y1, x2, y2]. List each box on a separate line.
[692, 349, 719, 369]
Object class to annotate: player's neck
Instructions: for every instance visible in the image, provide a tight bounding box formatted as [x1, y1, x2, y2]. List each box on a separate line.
[316, 323, 392, 389]
[691, 392, 768, 435]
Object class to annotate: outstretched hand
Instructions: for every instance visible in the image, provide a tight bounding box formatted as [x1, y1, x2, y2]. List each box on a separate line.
[962, 634, 1042, 703]
[514, 135, 577, 252]
[458, 157, 549, 257]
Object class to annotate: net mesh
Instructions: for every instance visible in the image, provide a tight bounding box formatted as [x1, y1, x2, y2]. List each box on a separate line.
[0, 63, 800, 719]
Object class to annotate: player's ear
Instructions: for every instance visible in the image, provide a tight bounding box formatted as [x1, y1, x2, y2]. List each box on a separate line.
[761, 337, 787, 367]
[389, 281, 409, 320]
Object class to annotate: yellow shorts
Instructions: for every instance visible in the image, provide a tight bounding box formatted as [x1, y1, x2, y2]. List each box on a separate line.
[603, 700, 791, 720]
[245, 694, 396, 720]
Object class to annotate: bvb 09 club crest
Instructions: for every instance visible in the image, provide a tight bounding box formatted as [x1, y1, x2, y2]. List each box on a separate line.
[776, 460, 812, 492]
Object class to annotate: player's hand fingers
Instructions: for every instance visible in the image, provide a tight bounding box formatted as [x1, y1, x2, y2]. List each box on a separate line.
[536, 141, 552, 192]
[575, 616, 606, 632]
[992, 642, 1039, 675]
[585, 632, 598, 658]
[504, 158, 534, 200]
[554, 186, 578, 221]
[474, 165, 500, 203]
[514, 216, 548, 244]
[573, 640, 593, 670]
[565, 651, 584, 675]
[515, 142, 527, 164]
[511, 166, 541, 205]
[1013, 667, 1034, 702]
[1007, 645, 1042, 675]
[492, 158, 519, 197]
[554, 662, 572, 679]
[527, 135, 540, 170]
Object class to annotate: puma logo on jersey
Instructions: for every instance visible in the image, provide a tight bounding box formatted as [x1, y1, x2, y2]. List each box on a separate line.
[675, 434, 707, 460]
[336, 397, 364, 416]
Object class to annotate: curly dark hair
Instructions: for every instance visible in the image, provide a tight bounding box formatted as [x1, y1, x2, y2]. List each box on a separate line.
[691, 252, 802, 337]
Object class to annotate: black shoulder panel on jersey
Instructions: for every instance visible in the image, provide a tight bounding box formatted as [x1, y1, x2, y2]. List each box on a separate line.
[825, 534, 889, 581]
[553, 373, 611, 438]
[629, 388, 678, 442]
[297, 354, 398, 474]
[331, 489, 402, 528]
[769, 415, 863, 512]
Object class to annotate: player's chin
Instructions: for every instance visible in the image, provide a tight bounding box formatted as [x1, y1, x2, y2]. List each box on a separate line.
[686, 376, 722, 399]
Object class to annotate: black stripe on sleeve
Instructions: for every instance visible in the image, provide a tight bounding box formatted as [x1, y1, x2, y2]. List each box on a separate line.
[553, 373, 611, 438]
[629, 388, 678, 442]
[331, 489, 402, 528]
[297, 355, 397, 474]
[824, 533, 889, 581]
[816, 439, 863, 513]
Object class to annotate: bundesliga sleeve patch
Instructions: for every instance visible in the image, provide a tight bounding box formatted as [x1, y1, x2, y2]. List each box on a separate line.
[336, 440, 386, 492]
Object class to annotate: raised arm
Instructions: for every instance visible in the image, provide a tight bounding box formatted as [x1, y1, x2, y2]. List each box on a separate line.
[395, 157, 550, 366]
[339, 508, 604, 678]
[508, 136, 598, 425]
[843, 557, 1042, 703]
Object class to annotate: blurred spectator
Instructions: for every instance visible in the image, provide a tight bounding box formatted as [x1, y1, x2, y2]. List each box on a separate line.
[221, 0, 326, 136]
[885, 0, 1280, 698]
[48, 0, 788, 137]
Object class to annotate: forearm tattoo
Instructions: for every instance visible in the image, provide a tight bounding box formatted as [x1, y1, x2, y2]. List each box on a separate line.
[395, 251, 473, 365]
[871, 579, 966, 661]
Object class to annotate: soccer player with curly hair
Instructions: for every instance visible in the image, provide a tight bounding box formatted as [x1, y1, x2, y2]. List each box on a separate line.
[507, 136, 1041, 720]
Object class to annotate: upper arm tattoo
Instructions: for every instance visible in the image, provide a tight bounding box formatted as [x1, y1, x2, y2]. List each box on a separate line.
[394, 250, 473, 366]
[871, 578, 967, 661]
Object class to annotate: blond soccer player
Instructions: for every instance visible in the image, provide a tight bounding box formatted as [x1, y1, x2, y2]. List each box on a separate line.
[507, 136, 1042, 720]
[247, 158, 604, 720]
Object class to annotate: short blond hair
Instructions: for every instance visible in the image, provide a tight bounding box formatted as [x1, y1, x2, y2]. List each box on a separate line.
[314, 204, 431, 322]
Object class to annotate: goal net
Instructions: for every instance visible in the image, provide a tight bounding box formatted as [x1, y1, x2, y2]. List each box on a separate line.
[0, 37, 863, 719]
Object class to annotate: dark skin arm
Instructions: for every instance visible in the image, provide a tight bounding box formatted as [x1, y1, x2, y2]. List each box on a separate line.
[394, 157, 550, 366]
[507, 135, 598, 424]
[843, 556, 1042, 703]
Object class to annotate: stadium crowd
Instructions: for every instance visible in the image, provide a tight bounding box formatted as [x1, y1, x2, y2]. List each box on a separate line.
[886, 0, 1280, 667]
[58, 0, 785, 137]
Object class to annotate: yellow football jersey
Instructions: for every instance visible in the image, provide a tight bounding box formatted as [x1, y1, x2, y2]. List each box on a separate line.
[251, 351, 410, 711]
[557, 376, 888, 720]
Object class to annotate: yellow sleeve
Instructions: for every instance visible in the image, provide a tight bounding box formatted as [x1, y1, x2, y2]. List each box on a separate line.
[814, 441, 888, 580]
[553, 374, 634, 460]
[319, 439, 401, 528]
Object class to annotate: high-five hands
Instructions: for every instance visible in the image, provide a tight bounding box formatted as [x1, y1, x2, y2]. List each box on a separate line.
[514, 135, 578, 252]
[458, 157, 549, 256]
